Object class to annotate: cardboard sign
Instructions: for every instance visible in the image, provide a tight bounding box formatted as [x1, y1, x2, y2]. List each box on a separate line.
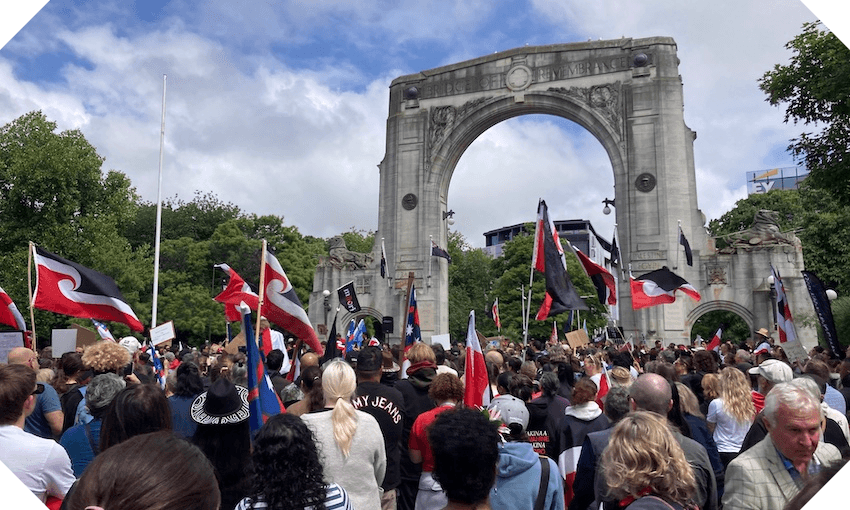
[70, 324, 98, 348]
[566, 329, 590, 349]
[151, 321, 176, 346]
[0, 331, 25, 363]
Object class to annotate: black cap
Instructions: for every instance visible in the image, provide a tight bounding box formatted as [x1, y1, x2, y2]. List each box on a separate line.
[357, 346, 383, 372]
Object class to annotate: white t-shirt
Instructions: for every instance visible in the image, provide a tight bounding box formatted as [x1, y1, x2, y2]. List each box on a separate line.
[706, 398, 752, 453]
[0, 425, 76, 501]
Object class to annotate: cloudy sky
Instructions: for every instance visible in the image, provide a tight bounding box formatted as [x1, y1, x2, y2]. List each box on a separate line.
[0, 1, 830, 249]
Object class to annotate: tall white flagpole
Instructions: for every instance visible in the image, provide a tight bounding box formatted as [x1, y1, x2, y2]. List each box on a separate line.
[151, 74, 167, 330]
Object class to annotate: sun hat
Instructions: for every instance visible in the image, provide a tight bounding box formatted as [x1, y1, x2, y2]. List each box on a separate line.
[754, 328, 771, 339]
[190, 378, 249, 425]
[748, 358, 793, 384]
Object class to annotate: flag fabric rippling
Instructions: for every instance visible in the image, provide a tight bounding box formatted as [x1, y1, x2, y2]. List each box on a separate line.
[241, 305, 283, 434]
[261, 250, 323, 356]
[463, 311, 489, 408]
[0, 286, 26, 330]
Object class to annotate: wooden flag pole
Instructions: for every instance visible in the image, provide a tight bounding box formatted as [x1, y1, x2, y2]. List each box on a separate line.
[255, 239, 267, 344]
[27, 242, 37, 351]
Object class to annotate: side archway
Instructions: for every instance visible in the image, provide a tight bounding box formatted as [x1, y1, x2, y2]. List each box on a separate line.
[686, 301, 755, 340]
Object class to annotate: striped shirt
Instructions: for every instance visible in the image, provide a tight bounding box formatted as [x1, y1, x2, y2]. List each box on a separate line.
[234, 483, 353, 510]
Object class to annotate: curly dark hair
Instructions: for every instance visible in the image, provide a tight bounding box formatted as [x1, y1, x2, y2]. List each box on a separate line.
[429, 407, 500, 505]
[428, 373, 464, 403]
[245, 413, 327, 509]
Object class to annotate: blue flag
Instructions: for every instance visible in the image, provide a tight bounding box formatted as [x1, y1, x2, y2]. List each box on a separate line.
[241, 306, 283, 435]
[147, 343, 165, 389]
[346, 319, 367, 352]
[404, 286, 421, 354]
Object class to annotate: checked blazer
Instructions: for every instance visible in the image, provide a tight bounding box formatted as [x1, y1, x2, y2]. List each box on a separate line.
[721, 435, 840, 510]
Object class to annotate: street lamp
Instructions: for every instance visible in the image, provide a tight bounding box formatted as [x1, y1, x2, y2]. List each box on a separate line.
[322, 289, 331, 338]
[443, 210, 455, 225]
[827, 289, 838, 301]
[602, 198, 615, 215]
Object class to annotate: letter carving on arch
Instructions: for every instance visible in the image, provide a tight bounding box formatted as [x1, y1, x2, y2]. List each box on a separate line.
[426, 97, 492, 171]
[547, 82, 623, 138]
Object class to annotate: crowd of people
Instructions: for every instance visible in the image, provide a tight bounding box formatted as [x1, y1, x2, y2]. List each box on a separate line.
[2, 327, 849, 510]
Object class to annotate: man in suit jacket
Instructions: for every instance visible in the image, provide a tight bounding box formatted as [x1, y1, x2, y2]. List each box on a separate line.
[723, 382, 842, 510]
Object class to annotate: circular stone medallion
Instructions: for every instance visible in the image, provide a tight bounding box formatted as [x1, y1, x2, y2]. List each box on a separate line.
[402, 193, 418, 211]
[506, 65, 532, 92]
[635, 173, 657, 192]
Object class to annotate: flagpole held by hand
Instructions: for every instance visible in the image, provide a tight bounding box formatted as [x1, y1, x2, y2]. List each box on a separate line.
[27, 242, 36, 350]
[256, 239, 267, 346]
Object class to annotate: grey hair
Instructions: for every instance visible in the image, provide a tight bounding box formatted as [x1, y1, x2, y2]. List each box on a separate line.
[86, 373, 127, 411]
[789, 377, 822, 402]
[538, 372, 560, 397]
[763, 382, 822, 427]
[603, 386, 632, 423]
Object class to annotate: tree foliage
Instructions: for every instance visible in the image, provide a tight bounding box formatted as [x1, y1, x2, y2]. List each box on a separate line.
[759, 21, 850, 203]
[447, 231, 494, 341]
[690, 310, 750, 345]
[708, 187, 850, 296]
[487, 228, 608, 344]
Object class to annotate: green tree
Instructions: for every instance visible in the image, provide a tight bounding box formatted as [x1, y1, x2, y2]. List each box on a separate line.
[339, 228, 375, 254]
[709, 188, 850, 296]
[0, 111, 148, 340]
[690, 310, 750, 345]
[759, 21, 850, 203]
[447, 231, 494, 341]
[488, 228, 608, 344]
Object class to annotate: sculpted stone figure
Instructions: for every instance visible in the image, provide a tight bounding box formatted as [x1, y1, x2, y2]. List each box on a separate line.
[327, 236, 373, 270]
[722, 210, 799, 249]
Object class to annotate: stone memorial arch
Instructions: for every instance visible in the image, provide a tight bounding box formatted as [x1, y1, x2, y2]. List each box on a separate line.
[310, 38, 816, 349]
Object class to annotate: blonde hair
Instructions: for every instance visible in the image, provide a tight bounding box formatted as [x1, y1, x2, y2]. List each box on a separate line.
[674, 382, 703, 419]
[321, 360, 358, 457]
[719, 367, 755, 424]
[608, 367, 632, 388]
[601, 411, 696, 506]
[406, 343, 436, 364]
[701, 373, 720, 400]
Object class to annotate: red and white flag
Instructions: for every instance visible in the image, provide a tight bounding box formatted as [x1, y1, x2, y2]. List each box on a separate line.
[463, 310, 490, 408]
[772, 265, 798, 345]
[619, 336, 634, 353]
[213, 264, 259, 322]
[262, 250, 324, 356]
[33, 246, 143, 331]
[706, 325, 724, 352]
[0, 286, 26, 330]
[550, 321, 559, 344]
[630, 266, 701, 310]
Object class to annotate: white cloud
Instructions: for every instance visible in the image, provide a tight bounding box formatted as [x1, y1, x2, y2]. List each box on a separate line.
[0, 0, 823, 250]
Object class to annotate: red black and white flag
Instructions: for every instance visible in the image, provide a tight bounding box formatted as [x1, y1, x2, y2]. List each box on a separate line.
[33, 246, 143, 331]
[486, 298, 501, 330]
[532, 199, 587, 320]
[213, 264, 259, 322]
[262, 249, 324, 356]
[771, 265, 798, 345]
[679, 226, 693, 266]
[572, 246, 617, 305]
[0, 286, 26, 330]
[705, 323, 726, 352]
[630, 266, 701, 310]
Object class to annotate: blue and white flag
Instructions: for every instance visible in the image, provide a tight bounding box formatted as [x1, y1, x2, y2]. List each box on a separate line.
[147, 343, 165, 389]
[346, 319, 367, 352]
[92, 319, 115, 341]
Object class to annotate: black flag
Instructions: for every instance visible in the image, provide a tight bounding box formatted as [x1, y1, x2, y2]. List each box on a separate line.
[337, 281, 361, 313]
